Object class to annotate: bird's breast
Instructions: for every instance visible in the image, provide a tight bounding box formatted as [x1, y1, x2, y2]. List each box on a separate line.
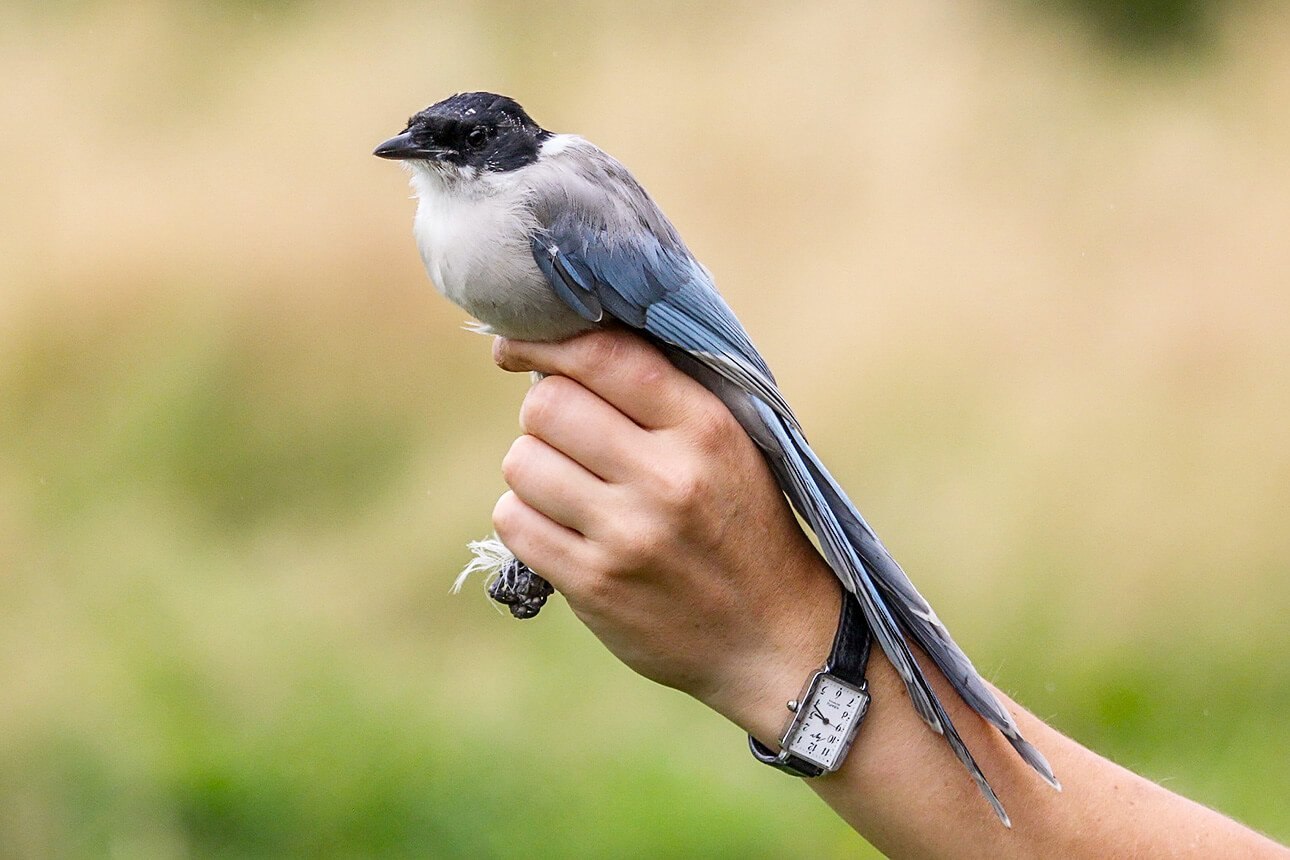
[411, 176, 592, 342]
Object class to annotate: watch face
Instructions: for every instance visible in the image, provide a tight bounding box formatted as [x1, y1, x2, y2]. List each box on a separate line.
[784, 674, 869, 771]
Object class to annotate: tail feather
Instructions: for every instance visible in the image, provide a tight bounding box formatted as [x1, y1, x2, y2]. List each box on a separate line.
[752, 401, 1019, 824]
[672, 352, 1060, 819]
[793, 435, 1061, 790]
[756, 401, 941, 732]
[748, 397, 1057, 823]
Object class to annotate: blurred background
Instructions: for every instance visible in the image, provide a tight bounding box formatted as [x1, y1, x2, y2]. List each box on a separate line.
[2, 0, 1287, 856]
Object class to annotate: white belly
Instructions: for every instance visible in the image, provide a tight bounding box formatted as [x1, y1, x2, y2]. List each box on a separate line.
[410, 170, 594, 342]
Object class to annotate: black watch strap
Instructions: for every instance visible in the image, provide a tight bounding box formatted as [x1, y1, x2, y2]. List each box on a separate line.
[747, 587, 872, 777]
[822, 587, 872, 685]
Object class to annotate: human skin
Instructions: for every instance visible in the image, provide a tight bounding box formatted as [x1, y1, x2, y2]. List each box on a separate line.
[489, 329, 1288, 859]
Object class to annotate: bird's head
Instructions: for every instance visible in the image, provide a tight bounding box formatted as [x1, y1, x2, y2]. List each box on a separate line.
[373, 92, 550, 179]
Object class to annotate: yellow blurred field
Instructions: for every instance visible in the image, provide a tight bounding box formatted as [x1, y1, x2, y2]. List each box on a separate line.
[1, 1, 1287, 855]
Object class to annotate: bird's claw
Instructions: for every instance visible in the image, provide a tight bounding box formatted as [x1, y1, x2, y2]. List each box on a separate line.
[487, 557, 554, 619]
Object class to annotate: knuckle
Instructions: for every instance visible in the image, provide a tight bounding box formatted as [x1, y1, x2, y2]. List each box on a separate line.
[491, 491, 522, 535]
[688, 402, 737, 451]
[625, 353, 668, 392]
[519, 377, 561, 435]
[500, 435, 538, 486]
[609, 520, 666, 570]
[578, 566, 618, 604]
[581, 543, 616, 580]
[655, 463, 707, 512]
[576, 330, 627, 371]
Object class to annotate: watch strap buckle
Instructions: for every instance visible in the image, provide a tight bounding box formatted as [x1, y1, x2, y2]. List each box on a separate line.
[747, 734, 827, 778]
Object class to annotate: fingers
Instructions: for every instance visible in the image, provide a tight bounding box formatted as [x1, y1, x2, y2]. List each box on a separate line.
[519, 375, 651, 483]
[502, 433, 605, 535]
[494, 330, 714, 431]
[491, 491, 588, 591]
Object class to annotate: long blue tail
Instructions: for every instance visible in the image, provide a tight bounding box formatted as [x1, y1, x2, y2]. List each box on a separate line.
[748, 397, 1059, 826]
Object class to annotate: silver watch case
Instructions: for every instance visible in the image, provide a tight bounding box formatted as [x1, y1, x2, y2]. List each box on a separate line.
[775, 670, 870, 773]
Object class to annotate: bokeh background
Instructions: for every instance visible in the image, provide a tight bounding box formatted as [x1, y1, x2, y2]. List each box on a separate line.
[3, 0, 1288, 856]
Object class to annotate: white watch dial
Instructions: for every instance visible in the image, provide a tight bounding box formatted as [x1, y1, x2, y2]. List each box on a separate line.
[784, 675, 868, 770]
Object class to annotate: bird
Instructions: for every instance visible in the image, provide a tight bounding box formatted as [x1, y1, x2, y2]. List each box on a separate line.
[374, 91, 1059, 824]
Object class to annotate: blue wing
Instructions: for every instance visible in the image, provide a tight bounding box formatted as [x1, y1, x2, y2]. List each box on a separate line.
[530, 221, 802, 433]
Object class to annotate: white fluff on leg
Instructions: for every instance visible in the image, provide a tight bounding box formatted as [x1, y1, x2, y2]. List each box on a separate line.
[452, 534, 516, 593]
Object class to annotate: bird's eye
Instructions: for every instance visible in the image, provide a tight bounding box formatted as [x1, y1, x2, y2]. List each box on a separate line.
[466, 127, 488, 148]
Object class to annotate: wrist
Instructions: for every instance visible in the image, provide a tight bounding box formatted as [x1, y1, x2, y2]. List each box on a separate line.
[700, 556, 841, 746]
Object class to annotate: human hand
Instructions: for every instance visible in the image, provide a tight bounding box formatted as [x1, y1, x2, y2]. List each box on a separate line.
[491, 329, 839, 736]
[491, 331, 1290, 859]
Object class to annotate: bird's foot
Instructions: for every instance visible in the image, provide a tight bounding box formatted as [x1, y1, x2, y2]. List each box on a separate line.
[456, 534, 555, 619]
[487, 557, 554, 619]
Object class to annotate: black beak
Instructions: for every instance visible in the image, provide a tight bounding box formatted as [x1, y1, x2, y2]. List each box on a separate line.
[372, 131, 451, 160]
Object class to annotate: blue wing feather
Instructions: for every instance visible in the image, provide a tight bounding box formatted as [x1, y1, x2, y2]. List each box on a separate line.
[528, 227, 800, 430]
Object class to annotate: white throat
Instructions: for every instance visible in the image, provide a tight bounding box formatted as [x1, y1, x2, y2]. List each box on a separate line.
[405, 136, 594, 342]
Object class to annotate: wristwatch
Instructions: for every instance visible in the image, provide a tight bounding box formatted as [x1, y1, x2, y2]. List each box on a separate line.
[748, 588, 873, 777]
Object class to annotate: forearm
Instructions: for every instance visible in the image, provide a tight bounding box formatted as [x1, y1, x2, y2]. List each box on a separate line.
[707, 555, 1286, 859]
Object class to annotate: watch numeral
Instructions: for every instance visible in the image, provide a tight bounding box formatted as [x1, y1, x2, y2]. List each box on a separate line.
[834, 689, 843, 698]
[828, 735, 839, 744]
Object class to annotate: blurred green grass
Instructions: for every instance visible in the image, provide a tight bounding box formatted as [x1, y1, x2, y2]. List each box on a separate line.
[2, 0, 1288, 856]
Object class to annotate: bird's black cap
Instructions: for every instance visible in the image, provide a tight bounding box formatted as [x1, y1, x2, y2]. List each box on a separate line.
[374, 92, 550, 173]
